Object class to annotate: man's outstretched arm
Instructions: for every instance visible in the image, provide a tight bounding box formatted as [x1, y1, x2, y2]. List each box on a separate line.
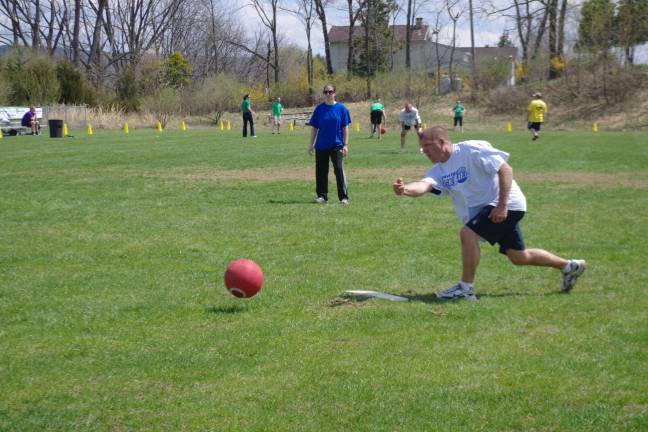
[393, 178, 435, 197]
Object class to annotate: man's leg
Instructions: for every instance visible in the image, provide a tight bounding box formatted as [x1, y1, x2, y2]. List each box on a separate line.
[506, 248, 586, 292]
[436, 226, 480, 300]
[460, 226, 481, 283]
[505, 248, 566, 269]
[400, 129, 407, 152]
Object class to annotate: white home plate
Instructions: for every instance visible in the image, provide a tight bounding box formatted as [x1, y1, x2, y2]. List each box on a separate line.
[344, 290, 409, 302]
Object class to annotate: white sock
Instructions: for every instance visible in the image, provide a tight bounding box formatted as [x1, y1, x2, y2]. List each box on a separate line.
[562, 261, 573, 273]
[460, 281, 473, 290]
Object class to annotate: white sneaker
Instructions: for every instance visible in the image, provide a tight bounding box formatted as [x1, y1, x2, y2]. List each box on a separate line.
[251, 135, 257, 138]
[561, 259, 586, 292]
[314, 197, 327, 204]
[340, 199, 349, 205]
[436, 283, 477, 301]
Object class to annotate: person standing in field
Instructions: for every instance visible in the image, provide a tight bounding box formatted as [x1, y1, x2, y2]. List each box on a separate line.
[308, 84, 351, 204]
[272, 97, 283, 134]
[399, 103, 422, 153]
[241, 94, 256, 138]
[393, 126, 586, 300]
[452, 100, 466, 133]
[369, 97, 386, 139]
[527, 92, 547, 141]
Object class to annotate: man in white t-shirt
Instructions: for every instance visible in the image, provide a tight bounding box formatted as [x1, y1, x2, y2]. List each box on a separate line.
[399, 103, 422, 153]
[393, 126, 586, 300]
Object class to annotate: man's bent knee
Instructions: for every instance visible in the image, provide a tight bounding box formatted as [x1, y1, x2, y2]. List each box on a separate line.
[506, 249, 530, 265]
[460, 226, 480, 242]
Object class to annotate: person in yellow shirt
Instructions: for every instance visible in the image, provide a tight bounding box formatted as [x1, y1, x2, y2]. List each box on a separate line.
[527, 92, 547, 141]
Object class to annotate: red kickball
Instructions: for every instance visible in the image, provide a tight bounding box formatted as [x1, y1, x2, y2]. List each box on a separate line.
[380, 126, 387, 134]
[224, 259, 264, 298]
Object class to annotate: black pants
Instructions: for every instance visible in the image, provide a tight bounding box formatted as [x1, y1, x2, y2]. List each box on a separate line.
[315, 148, 348, 202]
[243, 112, 254, 137]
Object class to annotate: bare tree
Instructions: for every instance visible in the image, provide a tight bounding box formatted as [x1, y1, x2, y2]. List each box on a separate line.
[250, 0, 280, 83]
[344, 0, 367, 78]
[446, 0, 463, 89]
[283, 0, 317, 100]
[431, 8, 449, 94]
[314, 0, 333, 74]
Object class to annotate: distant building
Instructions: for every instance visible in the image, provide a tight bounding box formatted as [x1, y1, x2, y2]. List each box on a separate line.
[328, 18, 517, 75]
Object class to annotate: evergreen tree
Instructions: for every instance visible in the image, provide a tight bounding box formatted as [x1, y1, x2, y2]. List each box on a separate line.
[577, 0, 615, 52]
[497, 31, 513, 47]
[164, 52, 192, 90]
[615, 0, 648, 64]
[352, 0, 398, 78]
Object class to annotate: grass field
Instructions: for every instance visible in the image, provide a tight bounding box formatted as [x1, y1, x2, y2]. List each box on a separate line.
[1, 127, 647, 431]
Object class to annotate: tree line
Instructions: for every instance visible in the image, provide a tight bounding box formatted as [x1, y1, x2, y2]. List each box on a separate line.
[0, 0, 647, 112]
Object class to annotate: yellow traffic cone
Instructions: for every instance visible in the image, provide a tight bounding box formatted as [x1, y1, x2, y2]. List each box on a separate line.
[506, 122, 512, 133]
[181, 120, 187, 131]
[0, 130, 3, 141]
[156, 121, 162, 132]
[220, 120, 224, 131]
[87, 124, 93, 136]
[592, 122, 598, 132]
[226, 120, 231, 131]
[63, 123, 69, 136]
[355, 123, 359, 133]
[422, 123, 427, 129]
[289, 122, 294, 132]
[124, 122, 129, 134]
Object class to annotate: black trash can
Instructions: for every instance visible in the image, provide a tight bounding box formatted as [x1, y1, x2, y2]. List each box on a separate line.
[48, 119, 63, 138]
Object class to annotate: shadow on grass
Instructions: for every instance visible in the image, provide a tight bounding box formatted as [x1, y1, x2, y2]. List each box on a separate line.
[206, 305, 244, 314]
[267, 199, 311, 205]
[400, 292, 447, 304]
[478, 291, 564, 299]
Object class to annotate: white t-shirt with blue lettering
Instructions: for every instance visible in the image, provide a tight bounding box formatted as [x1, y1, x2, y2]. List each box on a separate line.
[422, 140, 526, 224]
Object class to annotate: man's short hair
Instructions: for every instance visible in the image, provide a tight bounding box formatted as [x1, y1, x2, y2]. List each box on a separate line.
[422, 126, 449, 141]
[533, 92, 542, 98]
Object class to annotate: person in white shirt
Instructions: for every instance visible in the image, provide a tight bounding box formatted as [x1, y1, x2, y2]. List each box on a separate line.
[393, 126, 586, 300]
[399, 103, 422, 153]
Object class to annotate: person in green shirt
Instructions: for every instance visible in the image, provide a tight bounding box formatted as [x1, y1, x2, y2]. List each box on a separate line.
[452, 100, 466, 132]
[369, 98, 386, 139]
[271, 97, 283, 134]
[241, 94, 256, 138]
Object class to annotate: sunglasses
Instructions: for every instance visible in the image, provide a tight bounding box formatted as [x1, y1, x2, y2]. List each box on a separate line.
[323, 90, 335, 94]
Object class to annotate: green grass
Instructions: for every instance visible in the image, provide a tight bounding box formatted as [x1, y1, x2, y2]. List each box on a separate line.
[1, 128, 647, 431]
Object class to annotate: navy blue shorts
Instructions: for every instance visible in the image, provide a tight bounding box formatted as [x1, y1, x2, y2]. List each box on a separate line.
[527, 122, 541, 131]
[466, 205, 526, 254]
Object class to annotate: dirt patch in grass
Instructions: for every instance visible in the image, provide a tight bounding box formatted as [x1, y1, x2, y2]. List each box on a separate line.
[143, 167, 648, 189]
[328, 296, 370, 308]
[517, 172, 648, 189]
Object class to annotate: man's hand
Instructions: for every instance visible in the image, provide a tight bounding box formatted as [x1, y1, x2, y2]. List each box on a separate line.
[341, 146, 348, 157]
[308, 145, 314, 156]
[489, 205, 508, 223]
[393, 178, 405, 195]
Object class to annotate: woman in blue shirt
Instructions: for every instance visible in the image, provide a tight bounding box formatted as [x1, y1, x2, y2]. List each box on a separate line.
[308, 84, 352, 204]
